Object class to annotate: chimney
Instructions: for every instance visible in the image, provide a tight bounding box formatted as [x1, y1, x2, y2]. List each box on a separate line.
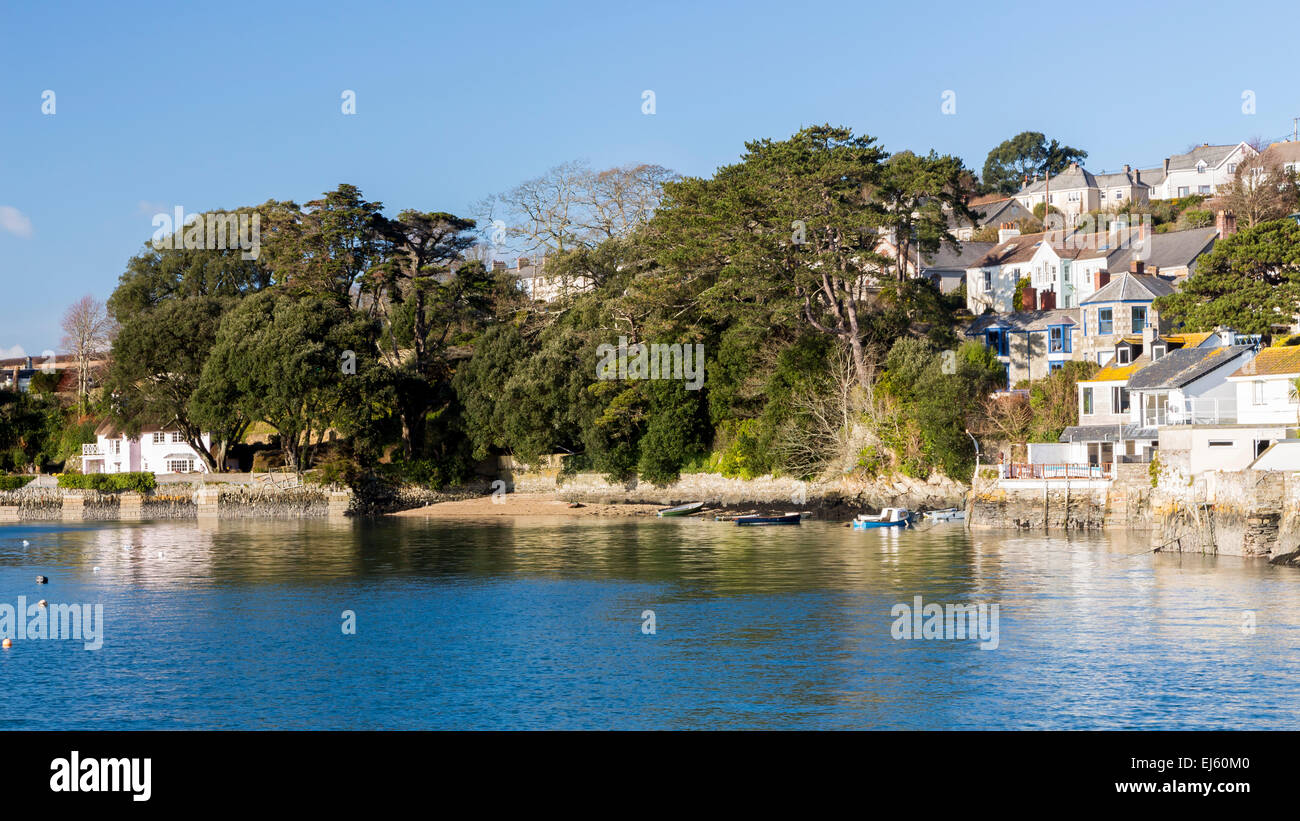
[24, 357, 32, 370]
[1021, 285, 1037, 312]
[1130, 260, 1145, 275]
[1134, 168, 1141, 184]
[492, 260, 506, 271]
[516, 257, 530, 270]
[1038, 290, 1056, 311]
[1095, 270, 1110, 290]
[1215, 209, 1237, 237]
[998, 223, 1021, 243]
[1123, 164, 1131, 174]
[1163, 157, 1170, 174]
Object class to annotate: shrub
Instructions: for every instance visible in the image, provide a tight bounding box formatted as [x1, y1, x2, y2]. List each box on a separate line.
[0, 476, 35, 491]
[58, 472, 157, 493]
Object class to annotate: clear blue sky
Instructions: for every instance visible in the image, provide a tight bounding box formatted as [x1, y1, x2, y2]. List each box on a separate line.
[2, 0, 1296, 353]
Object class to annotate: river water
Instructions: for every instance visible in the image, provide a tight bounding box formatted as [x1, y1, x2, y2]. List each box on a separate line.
[0, 516, 1296, 730]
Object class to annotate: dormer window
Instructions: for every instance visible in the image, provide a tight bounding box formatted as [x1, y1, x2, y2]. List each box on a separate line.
[1197, 161, 1207, 174]
[1152, 344, 1166, 360]
[1117, 346, 1131, 365]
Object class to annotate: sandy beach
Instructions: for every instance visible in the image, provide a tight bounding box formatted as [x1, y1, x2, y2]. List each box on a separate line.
[390, 492, 664, 518]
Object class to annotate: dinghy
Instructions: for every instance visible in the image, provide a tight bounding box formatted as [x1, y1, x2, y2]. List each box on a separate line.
[734, 512, 802, 526]
[852, 507, 913, 529]
[657, 501, 705, 517]
[923, 507, 965, 522]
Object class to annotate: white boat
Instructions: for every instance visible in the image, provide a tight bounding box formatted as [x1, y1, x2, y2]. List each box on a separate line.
[853, 508, 913, 529]
[923, 508, 966, 522]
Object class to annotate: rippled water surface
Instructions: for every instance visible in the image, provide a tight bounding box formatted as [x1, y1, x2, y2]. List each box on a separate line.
[1, 516, 1297, 729]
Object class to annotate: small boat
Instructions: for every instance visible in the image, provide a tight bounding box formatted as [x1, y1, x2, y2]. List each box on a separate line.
[924, 507, 965, 522]
[734, 512, 802, 526]
[852, 507, 914, 529]
[657, 501, 704, 517]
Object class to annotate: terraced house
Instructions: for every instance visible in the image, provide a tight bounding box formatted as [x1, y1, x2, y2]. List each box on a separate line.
[1011, 163, 1151, 225]
[965, 308, 1080, 388]
[1141, 142, 1258, 199]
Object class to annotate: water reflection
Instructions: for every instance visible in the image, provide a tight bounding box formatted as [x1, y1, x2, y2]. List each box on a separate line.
[0, 518, 1296, 729]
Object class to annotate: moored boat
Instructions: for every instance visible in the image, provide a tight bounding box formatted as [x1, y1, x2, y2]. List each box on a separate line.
[923, 507, 965, 522]
[657, 501, 705, 517]
[734, 512, 802, 526]
[852, 507, 914, 529]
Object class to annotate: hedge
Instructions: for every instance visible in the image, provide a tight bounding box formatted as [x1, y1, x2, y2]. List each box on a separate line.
[0, 476, 35, 491]
[57, 472, 158, 493]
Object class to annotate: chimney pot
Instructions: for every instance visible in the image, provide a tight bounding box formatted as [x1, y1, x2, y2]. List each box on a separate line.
[516, 257, 529, 270]
[1039, 290, 1056, 311]
[1130, 260, 1145, 275]
[1021, 285, 1037, 312]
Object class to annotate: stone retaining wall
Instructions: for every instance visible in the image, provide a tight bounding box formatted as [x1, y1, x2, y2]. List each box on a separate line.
[0, 483, 354, 522]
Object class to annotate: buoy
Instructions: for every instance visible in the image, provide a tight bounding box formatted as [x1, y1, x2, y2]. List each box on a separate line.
[37, 600, 46, 608]
[35, 575, 47, 584]
[2, 639, 10, 649]
[21, 540, 29, 547]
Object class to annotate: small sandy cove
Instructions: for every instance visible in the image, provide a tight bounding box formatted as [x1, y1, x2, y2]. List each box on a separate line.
[391, 492, 663, 518]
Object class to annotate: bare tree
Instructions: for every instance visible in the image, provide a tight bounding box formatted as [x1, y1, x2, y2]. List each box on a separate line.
[1217, 161, 1300, 228]
[480, 160, 678, 258]
[60, 295, 116, 411]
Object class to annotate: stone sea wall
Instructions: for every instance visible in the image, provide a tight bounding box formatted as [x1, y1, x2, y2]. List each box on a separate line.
[0, 483, 354, 522]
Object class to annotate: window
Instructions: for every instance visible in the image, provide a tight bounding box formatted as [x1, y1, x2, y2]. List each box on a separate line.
[1207, 440, 1235, 448]
[982, 270, 991, 291]
[986, 328, 1009, 357]
[1048, 325, 1071, 353]
[108, 440, 121, 455]
[1112, 386, 1130, 412]
[1117, 346, 1131, 364]
[1177, 186, 1190, 197]
[151, 432, 165, 444]
[1253, 381, 1267, 405]
[1114, 190, 1124, 199]
[166, 458, 194, 473]
[1067, 191, 1080, 201]
[1228, 163, 1238, 173]
[1198, 185, 1211, 195]
[1197, 162, 1207, 174]
[1082, 387, 1094, 415]
[171, 432, 185, 443]
[1131, 305, 1147, 330]
[1098, 307, 1113, 335]
[1049, 361, 1064, 372]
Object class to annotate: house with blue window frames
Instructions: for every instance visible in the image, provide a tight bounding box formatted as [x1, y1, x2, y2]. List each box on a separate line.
[966, 308, 1081, 388]
[1077, 266, 1176, 365]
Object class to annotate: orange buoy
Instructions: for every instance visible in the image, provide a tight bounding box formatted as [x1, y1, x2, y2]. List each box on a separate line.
[2, 638, 11, 649]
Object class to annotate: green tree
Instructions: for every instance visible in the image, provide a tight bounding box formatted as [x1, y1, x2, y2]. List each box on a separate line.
[1154, 219, 1300, 335]
[982, 131, 1088, 195]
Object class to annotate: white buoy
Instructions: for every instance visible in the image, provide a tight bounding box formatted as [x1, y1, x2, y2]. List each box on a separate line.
[22, 540, 29, 547]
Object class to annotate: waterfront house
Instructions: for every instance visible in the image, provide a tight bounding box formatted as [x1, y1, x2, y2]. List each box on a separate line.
[1226, 345, 1300, 425]
[965, 308, 1080, 388]
[1141, 142, 1258, 200]
[81, 423, 212, 475]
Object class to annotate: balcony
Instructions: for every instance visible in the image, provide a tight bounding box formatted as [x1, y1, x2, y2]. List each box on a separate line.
[1005, 462, 1112, 480]
[1142, 397, 1236, 427]
[82, 444, 102, 457]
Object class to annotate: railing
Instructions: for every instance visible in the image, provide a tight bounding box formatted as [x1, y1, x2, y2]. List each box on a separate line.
[1142, 397, 1236, 427]
[1005, 462, 1112, 480]
[82, 444, 102, 457]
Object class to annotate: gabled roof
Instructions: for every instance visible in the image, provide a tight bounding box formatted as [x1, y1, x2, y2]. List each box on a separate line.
[1126, 345, 1253, 390]
[1017, 164, 1097, 195]
[966, 308, 1078, 335]
[1165, 142, 1252, 172]
[969, 232, 1050, 267]
[923, 241, 995, 271]
[1081, 272, 1176, 304]
[1228, 345, 1300, 378]
[1109, 227, 1218, 272]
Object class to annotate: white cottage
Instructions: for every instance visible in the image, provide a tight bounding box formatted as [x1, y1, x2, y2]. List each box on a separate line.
[81, 424, 212, 475]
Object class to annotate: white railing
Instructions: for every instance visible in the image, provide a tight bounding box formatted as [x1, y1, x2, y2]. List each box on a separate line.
[82, 444, 102, 457]
[1142, 397, 1237, 427]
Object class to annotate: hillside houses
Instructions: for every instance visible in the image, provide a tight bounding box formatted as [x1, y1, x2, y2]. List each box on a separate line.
[1141, 142, 1258, 199]
[1012, 163, 1151, 224]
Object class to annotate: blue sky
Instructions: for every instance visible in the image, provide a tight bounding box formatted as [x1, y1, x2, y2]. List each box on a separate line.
[2, 0, 1296, 353]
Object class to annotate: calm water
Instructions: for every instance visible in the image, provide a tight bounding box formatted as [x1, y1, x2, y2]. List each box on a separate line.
[0, 516, 1297, 730]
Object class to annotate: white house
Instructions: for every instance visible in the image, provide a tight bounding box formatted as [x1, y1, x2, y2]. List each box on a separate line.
[1012, 163, 1150, 225]
[1141, 142, 1258, 200]
[1226, 346, 1300, 425]
[82, 424, 212, 475]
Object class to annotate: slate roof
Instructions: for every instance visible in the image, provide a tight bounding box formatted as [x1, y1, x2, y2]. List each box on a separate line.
[1126, 345, 1254, 390]
[1228, 345, 1300, 378]
[966, 308, 1078, 335]
[923, 241, 996, 271]
[1110, 227, 1218, 272]
[969, 232, 1050, 267]
[1161, 331, 1215, 348]
[1081, 272, 1177, 304]
[1166, 143, 1249, 172]
[1059, 424, 1157, 443]
[1086, 355, 1149, 382]
[1017, 164, 1096, 195]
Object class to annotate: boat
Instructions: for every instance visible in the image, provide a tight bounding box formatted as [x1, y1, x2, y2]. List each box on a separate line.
[657, 501, 705, 517]
[852, 507, 914, 529]
[923, 507, 965, 522]
[734, 512, 802, 526]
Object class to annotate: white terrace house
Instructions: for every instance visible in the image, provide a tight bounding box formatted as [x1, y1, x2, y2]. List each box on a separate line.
[81, 425, 212, 475]
[1141, 142, 1258, 200]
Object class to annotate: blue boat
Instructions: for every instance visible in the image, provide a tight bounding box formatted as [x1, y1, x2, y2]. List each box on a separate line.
[852, 508, 914, 529]
[734, 513, 802, 526]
